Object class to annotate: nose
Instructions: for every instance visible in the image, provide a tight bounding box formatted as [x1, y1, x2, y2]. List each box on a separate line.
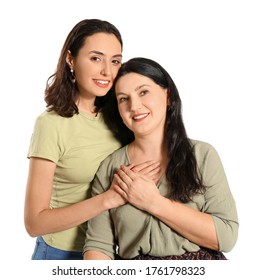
[130, 96, 142, 112]
[100, 61, 111, 76]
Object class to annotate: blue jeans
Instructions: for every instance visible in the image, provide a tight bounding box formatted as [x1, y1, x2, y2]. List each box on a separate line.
[31, 236, 83, 260]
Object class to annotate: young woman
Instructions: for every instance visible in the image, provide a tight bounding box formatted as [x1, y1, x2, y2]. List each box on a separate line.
[83, 57, 239, 260]
[24, 21, 159, 260]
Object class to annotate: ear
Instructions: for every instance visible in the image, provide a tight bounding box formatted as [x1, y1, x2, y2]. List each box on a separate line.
[66, 50, 74, 69]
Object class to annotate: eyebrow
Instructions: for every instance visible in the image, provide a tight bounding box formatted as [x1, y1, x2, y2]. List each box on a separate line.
[89, 50, 122, 58]
[116, 84, 150, 96]
[135, 84, 150, 91]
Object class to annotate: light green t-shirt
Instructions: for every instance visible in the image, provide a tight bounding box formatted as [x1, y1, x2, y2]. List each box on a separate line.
[84, 140, 239, 259]
[28, 110, 121, 251]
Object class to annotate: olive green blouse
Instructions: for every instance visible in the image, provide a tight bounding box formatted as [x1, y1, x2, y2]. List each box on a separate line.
[84, 140, 238, 259]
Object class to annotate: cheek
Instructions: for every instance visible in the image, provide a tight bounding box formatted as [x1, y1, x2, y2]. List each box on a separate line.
[74, 65, 89, 82]
[75, 60, 99, 78]
[118, 106, 130, 124]
[151, 95, 168, 109]
[118, 106, 125, 119]
[147, 98, 168, 119]
[112, 65, 121, 78]
[148, 99, 163, 110]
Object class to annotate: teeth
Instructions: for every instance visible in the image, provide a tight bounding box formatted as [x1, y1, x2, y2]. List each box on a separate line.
[133, 114, 148, 120]
[96, 80, 109, 85]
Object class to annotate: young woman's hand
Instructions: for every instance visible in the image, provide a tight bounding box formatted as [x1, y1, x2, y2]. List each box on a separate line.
[105, 174, 127, 209]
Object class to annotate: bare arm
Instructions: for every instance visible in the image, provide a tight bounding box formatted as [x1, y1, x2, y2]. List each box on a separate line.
[24, 158, 125, 237]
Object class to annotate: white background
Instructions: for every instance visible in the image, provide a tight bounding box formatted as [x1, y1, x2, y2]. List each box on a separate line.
[1, 0, 256, 278]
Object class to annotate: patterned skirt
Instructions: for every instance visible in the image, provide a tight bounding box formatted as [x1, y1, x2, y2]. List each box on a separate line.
[116, 248, 227, 260]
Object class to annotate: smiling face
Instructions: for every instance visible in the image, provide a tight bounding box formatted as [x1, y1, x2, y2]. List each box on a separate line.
[67, 32, 122, 99]
[115, 72, 168, 137]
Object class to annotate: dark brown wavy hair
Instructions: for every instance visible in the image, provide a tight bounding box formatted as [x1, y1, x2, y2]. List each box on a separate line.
[44, 19, 123, 117]
[103, 57, 206, 203]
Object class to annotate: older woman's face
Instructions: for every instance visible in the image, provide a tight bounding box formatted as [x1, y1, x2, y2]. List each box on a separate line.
[115, 72, 168, 137]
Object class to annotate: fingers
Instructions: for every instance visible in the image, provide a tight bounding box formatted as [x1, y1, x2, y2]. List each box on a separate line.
[120, 164, 159, 184]
[122, 165, 140, 180]
[114, 165, 140, 195]
[113, 173, 130, 200]
[126, 163, 135, 170]
[131, 161, 161, 183]
[112, 183, 128, 202]
[131, 160, 160, 176]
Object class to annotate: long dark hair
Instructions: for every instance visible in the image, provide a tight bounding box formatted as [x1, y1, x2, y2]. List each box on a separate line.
[103, 57, 205, 202]
[44, 19, 123, 117]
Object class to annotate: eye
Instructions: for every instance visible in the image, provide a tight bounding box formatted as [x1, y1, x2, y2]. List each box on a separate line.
[90, 56, 101, 62]
[118, 96, 128, 103]
[139, 90, 148, 96]
[112, 59, 122, 65]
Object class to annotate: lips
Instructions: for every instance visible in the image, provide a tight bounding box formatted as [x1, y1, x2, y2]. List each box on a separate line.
[94, 79, 110, 88]
[132, 113, 149, 121]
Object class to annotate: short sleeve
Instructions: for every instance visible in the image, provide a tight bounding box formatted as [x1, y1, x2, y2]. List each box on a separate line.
[27, 113, 61, 163]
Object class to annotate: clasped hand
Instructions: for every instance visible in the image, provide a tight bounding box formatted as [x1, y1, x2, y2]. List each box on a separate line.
[112, 163, 161, 212]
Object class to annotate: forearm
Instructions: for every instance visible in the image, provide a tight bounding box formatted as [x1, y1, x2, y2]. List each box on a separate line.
[25, 192, 113, 237]
[84, 250, 112, 260]
[148, 196, 219, 250]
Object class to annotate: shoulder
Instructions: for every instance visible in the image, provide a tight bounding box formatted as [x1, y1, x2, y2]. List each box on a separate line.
[190, 139, 216, 153]
[96, 146, 128, 176]
[190, 139, 221, 162]
[34, 111, 72, 132]
[189, 139, 224, 171]
[100, 146, 128, 167]
[35, 110, 64, 124]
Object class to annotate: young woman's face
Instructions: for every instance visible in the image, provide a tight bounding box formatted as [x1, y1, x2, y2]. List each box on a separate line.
[69, 32, 122, 98]
[115, 72, 168, 137]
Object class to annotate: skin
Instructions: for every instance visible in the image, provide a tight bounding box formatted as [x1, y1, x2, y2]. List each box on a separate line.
[24, 34, 160, 238]
[84, 73, 218, 260]
[66, 33, 123, 115]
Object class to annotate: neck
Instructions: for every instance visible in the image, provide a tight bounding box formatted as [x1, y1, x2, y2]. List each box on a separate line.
[128, 137, 167, 183]
[76, 95, 97, 116]
[128, 135, 167, 164]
